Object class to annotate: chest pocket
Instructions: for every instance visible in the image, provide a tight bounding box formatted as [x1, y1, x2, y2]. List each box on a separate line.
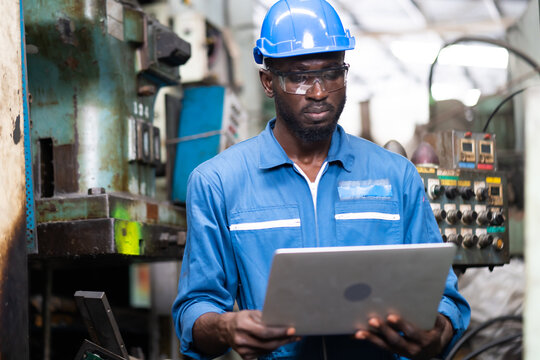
[335, 199, 401, 246]
[229, 205, 303, 270]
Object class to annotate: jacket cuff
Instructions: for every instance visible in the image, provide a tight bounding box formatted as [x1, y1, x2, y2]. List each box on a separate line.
[438, 296, 467, 356]
[180, 302, 226, 360]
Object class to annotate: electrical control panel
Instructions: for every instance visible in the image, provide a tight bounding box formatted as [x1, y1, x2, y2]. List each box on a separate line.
[424, 130, 498, 171]
[417, 166, 509, 268]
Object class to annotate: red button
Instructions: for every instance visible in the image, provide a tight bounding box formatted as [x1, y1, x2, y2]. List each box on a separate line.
[477, 163, 494, 170]
[483, 133, 491, 139]
[465, 132, 472, 138]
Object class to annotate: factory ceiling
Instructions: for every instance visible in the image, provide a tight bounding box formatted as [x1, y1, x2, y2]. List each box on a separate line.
[254, 0, 529, 37]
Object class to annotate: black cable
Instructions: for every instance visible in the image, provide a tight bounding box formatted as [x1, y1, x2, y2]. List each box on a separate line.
[428, 36, 540, 103]
[482, 87, 527, 132]
[461, 333, 522, 360]
[427, 36, 540, 127]
[445, 315, 522, 360]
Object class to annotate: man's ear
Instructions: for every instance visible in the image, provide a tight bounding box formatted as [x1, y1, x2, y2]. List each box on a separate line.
[259, 69, 274, 98]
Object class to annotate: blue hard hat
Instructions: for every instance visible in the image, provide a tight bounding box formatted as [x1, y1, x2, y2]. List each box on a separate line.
[253, 0, 355, 64]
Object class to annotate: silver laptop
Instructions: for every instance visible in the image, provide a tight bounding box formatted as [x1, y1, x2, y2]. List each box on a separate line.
[261, 243, 456, 335]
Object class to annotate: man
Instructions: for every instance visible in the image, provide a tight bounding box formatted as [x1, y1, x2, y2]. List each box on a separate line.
[172, 0, 470, 359]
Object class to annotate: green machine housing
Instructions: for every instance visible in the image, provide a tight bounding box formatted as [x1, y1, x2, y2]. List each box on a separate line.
[24, 0, 191, 259]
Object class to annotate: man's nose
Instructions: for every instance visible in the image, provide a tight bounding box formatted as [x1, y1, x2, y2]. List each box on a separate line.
[305, 79, 328, 99]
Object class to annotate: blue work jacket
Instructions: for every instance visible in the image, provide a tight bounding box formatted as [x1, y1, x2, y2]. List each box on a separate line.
[172, 119, 470, 359]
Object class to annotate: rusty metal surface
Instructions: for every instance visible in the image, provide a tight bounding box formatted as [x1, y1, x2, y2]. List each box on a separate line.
[0, 218, 30, 359]
[0, 0, 29, 357]
[23, 0, 190, 264]
[36, 192, 186, 226]
[24, 0, 131, 195]
[34, 192, 186, 260]
[36, 194, 110, 223]
[54, 143, 79, 193]
[108, 193, 186, 226]
[34, 218, 185, 259]
[24, 0, 189, 199]
[37, 219, 116, 256]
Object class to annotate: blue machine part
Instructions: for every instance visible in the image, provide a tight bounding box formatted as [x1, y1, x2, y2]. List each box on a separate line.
[20, 0, 37, 253]
[172, 86, 227, 203]
[459, 162, 476, 169]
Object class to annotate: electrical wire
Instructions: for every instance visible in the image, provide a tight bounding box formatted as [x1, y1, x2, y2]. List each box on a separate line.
[427, 36, 540, 129]
[428, 36, 540, 103]
[427, 66, 539, 128]
[460, 333, 522, 360]
[482, 87, 527, 132]
[444, 315, 522, 360]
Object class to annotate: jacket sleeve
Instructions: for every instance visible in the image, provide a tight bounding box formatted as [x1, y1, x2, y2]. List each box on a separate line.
[402, 164, 471, 356]
[171, 168, 238, 360]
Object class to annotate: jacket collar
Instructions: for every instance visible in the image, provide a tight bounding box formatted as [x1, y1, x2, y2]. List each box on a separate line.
[258, 119, 354, 172]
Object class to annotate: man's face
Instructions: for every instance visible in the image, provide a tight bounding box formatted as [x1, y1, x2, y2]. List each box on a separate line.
[265, 52, 347, 143]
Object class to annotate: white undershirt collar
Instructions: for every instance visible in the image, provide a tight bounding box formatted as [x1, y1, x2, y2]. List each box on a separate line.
[293, 161, 328, 212]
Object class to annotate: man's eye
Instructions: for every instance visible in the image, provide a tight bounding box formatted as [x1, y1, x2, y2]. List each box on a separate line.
[287, 74, 307, 83]
[323, 70, 342, 81]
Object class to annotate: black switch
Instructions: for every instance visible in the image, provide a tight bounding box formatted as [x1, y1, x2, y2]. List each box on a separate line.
[445, 186, 458, 199]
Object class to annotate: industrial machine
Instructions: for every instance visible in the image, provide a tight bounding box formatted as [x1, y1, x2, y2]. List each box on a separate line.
[414, 130, 509, 269]
[171, 85, 248, 203]
[143, 2, 246, 204]
[144, 3, 236, 85]
[24, 0, 191, 258]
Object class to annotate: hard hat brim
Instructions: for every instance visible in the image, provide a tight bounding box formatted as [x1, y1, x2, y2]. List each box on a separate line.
[253, 36, 355, 64]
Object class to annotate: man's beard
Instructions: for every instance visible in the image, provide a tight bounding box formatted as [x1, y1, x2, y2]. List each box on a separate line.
[275, 93, 346, 143]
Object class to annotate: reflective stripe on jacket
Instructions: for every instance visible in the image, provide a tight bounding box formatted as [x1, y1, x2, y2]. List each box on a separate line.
[172, 119, 471, 360]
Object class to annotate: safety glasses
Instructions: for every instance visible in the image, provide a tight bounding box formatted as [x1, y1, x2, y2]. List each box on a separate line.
[269, 64, 349, 95]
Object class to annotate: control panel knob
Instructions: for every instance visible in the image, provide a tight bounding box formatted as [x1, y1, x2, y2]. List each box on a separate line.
[433, 209, 446, 223]
[461, 210, 478, 225]
[447, 234, 462, 246]
[445, 186, 459, 199]
[429, 184, 445, 199]
[446, 210, 462, 225]
[462, 234, 478, 248]
[441, 234, 447, 243]
[460, 187, 475, 200]
[478, 234, 494, 248]
[476, 187, 489, 201]
[476, 210, 492, 226]
[490, 211, 505, 226]
[492, 237, 504, 251]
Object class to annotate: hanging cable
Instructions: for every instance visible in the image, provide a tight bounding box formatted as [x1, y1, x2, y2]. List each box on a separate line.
[461, 333, 522, 360]
[428, 36, 540, 103]
[427, 67, 538, 128]
[445, 315, 522, 360]
[482, 87, 527, 132]
[427, 36, 540, 127]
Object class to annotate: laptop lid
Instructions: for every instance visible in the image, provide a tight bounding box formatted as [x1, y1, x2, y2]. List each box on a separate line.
[261, 243, 456, 335]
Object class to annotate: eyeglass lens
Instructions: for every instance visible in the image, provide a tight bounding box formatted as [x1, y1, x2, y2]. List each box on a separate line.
[281, 68, 348, 95]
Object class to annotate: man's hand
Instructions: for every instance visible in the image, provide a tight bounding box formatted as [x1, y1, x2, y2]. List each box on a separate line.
[354, 313, 454, 360]
[193, 310, 300, 360]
